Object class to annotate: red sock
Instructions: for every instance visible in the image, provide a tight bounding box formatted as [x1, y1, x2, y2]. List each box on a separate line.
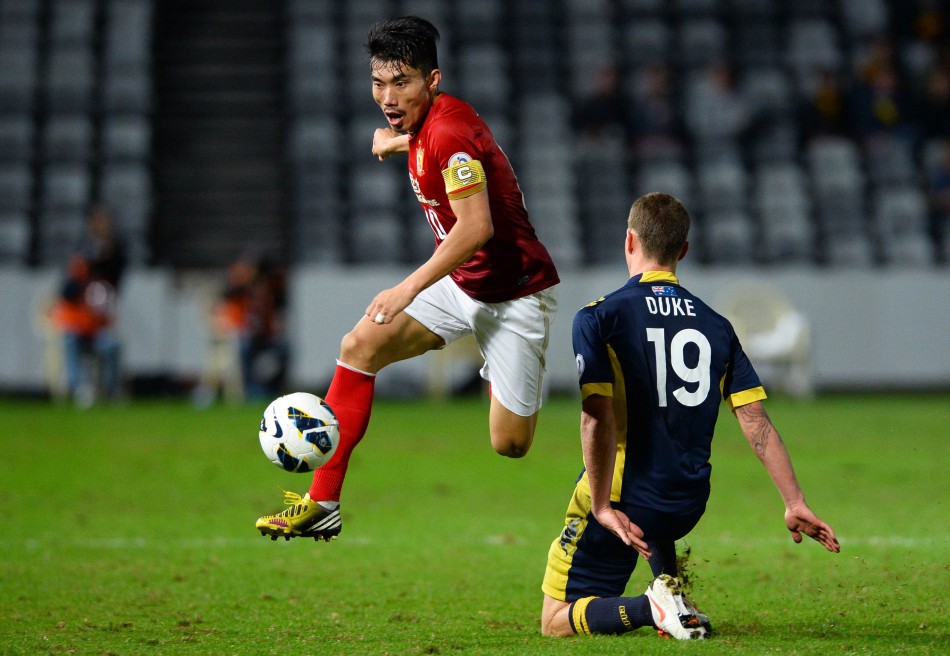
[309, 363, 376, 502]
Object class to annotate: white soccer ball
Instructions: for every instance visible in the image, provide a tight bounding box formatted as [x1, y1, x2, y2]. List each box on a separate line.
[258, 392, 340, 473]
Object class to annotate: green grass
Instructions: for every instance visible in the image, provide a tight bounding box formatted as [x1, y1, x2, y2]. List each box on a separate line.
[0, 393, 947, 655]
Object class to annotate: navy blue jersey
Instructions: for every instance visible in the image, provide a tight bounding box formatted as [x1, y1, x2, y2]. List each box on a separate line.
[573, 271, 766, 514]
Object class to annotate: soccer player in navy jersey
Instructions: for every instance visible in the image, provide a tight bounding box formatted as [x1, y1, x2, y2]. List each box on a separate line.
[540, 192, 838, 639]
[256, 16, 559, 540]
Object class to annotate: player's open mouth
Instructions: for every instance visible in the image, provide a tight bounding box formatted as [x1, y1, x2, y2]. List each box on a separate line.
[384, 110, 403, 128]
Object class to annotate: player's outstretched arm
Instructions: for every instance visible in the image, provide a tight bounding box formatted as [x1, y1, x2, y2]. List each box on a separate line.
[581, 394, 651, 559]
[734, 401, 840, 553]
[373, 128, 410, 161]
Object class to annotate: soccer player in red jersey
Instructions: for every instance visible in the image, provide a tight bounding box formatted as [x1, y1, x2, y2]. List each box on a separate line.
[256, 16, 560, 540]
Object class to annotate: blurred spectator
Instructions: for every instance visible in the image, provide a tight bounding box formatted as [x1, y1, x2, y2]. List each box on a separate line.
[684, 60, 750, 158]
[798, 69, 855, 140]
[927, 138, 950, 260]
[629, 61, 687, 160]
[917, 62, 950, 138]
[850, 62, 918, 145]
[47, 255, 121, 406]
[75, 204, 128, 291]
[572, 64, 628, 143]
[196, 256, 289, 405]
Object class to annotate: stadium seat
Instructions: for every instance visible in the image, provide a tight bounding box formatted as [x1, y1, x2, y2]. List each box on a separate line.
[37, 208, 84, 265]
[622, 19, 671, 66]
[697, 156, 747, 213]
[0, 163, 33, 212]
[865, 136, 918, 187]
[99, 163, 152, 233]
[103, 0, 152, 70]
[619, 0, 665, 14]
[0, 212, 31, 262]
[637, 160, 694, 209]
[101, 68, 153, 113]
[42, 115, 93, 162]
[714, 282, 814, 397]
[741, 67, 794, 119]
[457, 43, 510, 114]
[49, 0, 96, 46]
[0, 47, 39, 112]
[759, 204, 816, 264]
[286, 0, 334, 22]
[349, 163, 402, 211]
[823, 233, 875, 267]
[40, 163, 91, 211]
[350, 210, 406, 264]
[753, 161, 811, 215]
[676, 18, 727, 70]
[733, 20, 782, 68]
[786, 19, 843, 76]
[807, 136, 864, 195]
[44, 45, 95, 111]
[100, 114, 152, 162]
[839, 0, 888, 41]
[702, 209, 757, 264]
[0, 114, 34, 163]
[871, 186, 929, 239]
[288, 117, 342, 165]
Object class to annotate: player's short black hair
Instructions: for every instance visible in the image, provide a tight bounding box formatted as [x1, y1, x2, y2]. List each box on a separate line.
[628, 192, 691, 265]
[366, 16, 440, 76]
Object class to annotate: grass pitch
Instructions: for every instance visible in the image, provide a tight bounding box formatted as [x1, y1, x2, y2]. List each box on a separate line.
[0, 393, 947, 655]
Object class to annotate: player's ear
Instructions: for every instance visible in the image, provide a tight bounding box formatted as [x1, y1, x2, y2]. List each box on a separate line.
[427, 69, 441, 93]
[625, 229, 638, 256]
[678, 241, 689, 261]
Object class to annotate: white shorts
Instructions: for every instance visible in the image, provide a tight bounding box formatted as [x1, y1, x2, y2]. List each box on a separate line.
[404, 277, 558, 417]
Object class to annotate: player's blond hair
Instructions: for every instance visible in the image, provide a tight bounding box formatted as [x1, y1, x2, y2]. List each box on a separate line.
[627, 192, 691, 266]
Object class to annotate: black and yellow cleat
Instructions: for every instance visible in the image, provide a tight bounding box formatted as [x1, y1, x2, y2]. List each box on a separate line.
[255, 490, 342, 542]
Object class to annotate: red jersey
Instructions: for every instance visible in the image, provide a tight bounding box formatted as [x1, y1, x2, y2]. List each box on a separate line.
[407, 93, 559, 303]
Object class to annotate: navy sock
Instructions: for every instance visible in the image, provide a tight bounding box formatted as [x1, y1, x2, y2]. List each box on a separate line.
[570, 596, 655, 635]
[647, 541, 678, 578]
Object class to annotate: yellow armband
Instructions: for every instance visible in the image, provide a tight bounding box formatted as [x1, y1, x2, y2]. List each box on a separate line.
[442, 159, 486, 200]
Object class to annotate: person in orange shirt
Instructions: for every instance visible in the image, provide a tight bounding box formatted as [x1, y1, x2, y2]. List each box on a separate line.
[49, 256, 121, 404]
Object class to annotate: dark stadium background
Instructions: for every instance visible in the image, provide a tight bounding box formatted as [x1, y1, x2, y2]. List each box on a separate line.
[1, 0, 948, 398]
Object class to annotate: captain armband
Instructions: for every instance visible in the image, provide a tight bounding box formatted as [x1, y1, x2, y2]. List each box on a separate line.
[441, 159, 486, 200]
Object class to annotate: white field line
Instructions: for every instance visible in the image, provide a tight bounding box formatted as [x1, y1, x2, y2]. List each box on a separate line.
[6, 534, 946, 551]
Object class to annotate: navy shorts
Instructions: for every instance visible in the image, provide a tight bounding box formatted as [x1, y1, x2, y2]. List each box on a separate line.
[542, 481, 704, 601]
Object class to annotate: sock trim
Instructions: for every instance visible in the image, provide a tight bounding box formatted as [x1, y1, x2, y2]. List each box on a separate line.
[335, 360, 376, 377]
[569, 596, 596, 636]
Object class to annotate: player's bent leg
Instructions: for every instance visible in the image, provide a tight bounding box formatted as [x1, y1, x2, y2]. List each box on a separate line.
[340, 312, 445, 373]
[541, 595, 574, 637]
[488, 395, 537, 457]
[257, 313, 444, 541]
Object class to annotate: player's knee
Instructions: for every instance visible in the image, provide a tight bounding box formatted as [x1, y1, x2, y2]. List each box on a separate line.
[540, 610, 574, 637]
[491, 431, 533, 458]
[339, 329, 377, 370]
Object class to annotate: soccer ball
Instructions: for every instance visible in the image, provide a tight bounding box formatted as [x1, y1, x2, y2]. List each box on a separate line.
[258, 392, 340, 473]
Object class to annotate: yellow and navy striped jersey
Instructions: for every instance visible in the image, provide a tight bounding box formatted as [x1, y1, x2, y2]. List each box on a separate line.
[572, 271, 766, 514]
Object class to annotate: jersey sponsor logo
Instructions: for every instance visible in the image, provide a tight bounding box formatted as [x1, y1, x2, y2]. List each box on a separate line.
[409, 173, 440, 206]
[652, 285, 677, 296]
